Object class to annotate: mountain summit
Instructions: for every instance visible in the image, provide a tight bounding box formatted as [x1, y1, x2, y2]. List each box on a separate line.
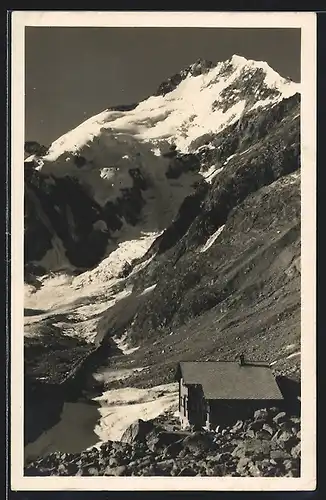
[28, 54, 299, 165]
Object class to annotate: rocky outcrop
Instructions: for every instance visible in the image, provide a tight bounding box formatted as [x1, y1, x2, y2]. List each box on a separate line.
[24, 163, 150, 271]
[24, 407, 300, 477]
[155, 59, 215, 96]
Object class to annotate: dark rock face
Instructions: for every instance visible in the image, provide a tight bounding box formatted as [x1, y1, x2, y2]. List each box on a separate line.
[24, 163, 149, 271]
[139, 182, 209, 259]
[108, 102, 139, 112]
[212, 67, 282, 114]
[25, 141, 49, 157]
[24, 407, 301, 477]
[120, 419, 155, 444]
[165, 153, 201, 179]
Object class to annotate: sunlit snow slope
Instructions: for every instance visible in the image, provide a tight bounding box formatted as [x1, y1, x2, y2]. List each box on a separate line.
[36, 55, 298, 164]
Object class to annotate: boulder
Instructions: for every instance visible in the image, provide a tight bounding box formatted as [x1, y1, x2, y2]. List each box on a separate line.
[218, 452, 234, 463]
[255, 430, 273, 441]
[273, 412, 287, 425]
[271, 429, 283, 442]
[231, 420, 244, 433]
[270, 449, 291, 461]
[268, 407, 282, 417]
[262, 423, 275, 435]
[86, 466, 99, 476]
[277, 431, 299, 451]
[181, 431, 214, 453]
[248, 420, 265, 431]
[163, 440, 183, 458]
[57, 463, 68, 476]
[108, 457, 119, 468]
[113, 465, 128, 476]
[82, 464, 100, 476]
[254, 409, 268, 421]
[100, 441, 113, 456]
[147, 430, 186, 452]
[178, 466, 197, 476]
[131, 442, 147, 459]
[121, 419, 155, 444]
[283, 459, 296, 471]
[142, 465, 157, 476]
[291, 443, 301, 459]
[104, 465, 127, 476]
[290, 416, 301, 427]
[156, 459, 176, 474]
[210, 464, 228, 476]
[259, 459, 273, 471]
[232, 439, 272, 460]
[248, 462, 262, 477]
[137, 457, 152, 468]
[266, 465, 280, 476]
[279, 421, 294, 432]
[236, 457, 251, 475]
[66, 462, 79, 475]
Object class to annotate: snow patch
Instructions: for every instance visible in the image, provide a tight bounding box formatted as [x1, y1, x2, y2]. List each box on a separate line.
[223, 154, 237, 165]
[112, 332, 139, 355]
[93, 383, 178, 443]
[140, 283, 157, 296]
[93, 367, 145, 384]
[286, 351, 300, 360]
[202, 165, 224, 183]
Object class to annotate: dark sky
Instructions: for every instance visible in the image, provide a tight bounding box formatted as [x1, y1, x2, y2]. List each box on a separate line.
[25, 27, 301, 146]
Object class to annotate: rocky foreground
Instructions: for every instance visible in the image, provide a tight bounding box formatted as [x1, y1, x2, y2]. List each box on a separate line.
[24, 406, 300, 477]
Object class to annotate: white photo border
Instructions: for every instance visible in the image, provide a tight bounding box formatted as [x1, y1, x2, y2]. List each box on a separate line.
[10, 10, 317, 491]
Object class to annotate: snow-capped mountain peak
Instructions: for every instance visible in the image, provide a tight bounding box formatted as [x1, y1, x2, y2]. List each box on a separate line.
[31, 54, 299, 167]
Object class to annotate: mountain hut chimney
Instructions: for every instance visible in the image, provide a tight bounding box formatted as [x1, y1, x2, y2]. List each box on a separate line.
[239, 353, 245, 366]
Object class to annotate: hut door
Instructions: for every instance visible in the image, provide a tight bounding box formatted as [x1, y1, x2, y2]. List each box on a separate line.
[189, 386, 206, 428]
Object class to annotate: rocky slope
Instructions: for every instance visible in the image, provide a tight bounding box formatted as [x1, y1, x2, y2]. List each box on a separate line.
[93, 91, 301, 386]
